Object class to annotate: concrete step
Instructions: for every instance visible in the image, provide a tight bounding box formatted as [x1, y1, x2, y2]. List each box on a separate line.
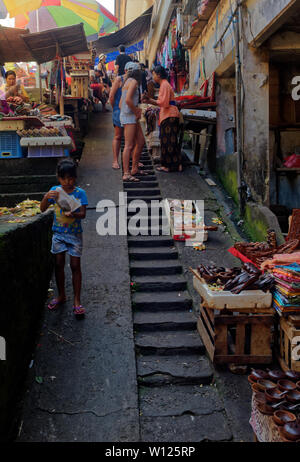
[130, 160, 152, 165]
[128, 235, 174, 248]
[123, 181, 158, 188]
[137, 355, 213, 386]
[130, 260, 182, 276]
[127, 196, 163, 204]
[125, 188, 161, 197]
[134, 310, 196, 331]
[128, 175, 156, 182]
[127, 215, 168, 227]
[135, 330, 204, 356]
[132, 274, 187, 292]
[129, 246, 178, 261]
[132, 291, 192, 311]
[127, 225, 170, 237]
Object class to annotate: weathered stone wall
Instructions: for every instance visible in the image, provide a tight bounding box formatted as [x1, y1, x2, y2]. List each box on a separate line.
[0, 212, 53, 441]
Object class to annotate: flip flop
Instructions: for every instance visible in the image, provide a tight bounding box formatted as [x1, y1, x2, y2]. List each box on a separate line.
[156, 167, 169, 173]
[123, 175, 140, 182]
[131, 170, 148, 176]
[73, 305, 85, 316]
[48, 298, 66, 311]
[112, 165, 120, 170]
[138, 162, 144, 167]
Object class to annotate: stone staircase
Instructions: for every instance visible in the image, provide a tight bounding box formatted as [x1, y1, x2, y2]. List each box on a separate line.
[122, 143, 232, 442]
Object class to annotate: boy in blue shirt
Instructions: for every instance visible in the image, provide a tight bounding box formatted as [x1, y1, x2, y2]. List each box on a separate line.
[40, 159, 88, 317]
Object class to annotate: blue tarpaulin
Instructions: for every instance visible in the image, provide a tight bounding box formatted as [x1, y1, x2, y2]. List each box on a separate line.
[95, 40, 144, 65]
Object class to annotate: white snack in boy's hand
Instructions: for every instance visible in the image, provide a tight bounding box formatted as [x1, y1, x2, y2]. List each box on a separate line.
[56, 187, 81, 212]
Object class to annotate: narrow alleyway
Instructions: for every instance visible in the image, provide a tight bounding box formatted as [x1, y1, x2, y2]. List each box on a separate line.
[17, 112, 252, 442]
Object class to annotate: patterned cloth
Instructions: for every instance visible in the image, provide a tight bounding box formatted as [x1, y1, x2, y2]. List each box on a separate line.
[160, 117, 182, 172]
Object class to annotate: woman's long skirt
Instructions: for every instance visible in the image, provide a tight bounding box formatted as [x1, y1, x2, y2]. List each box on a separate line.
[160, 117, 181, 172]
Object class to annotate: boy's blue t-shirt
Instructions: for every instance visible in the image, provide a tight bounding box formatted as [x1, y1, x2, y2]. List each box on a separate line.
[49, 186, 88, 234]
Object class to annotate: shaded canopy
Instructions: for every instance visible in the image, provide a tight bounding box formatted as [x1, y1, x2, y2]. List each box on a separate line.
[93, 6, 153, 53]
[0, 26, 33, 64]
[22, 23, 89, 64]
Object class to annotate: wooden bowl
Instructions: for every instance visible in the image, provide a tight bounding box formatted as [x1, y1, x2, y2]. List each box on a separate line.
[268, 369, 286, 381]
[248, 374, 257, 385]
[282, 420, 300, 441]
[286, 390, 300, 404]
[252, 382, 265, 393]
[265, 388, 288, 403]
[257, 379, 277, 392]
[251, 369, 269, 380]
[272, 410, 297, 426]
[278, 426, 297, 442]
[255, 394, 267, 406]
[257, 402, 274, 416]
[285, 370, 300, 382]
[277, 379, 297, 392]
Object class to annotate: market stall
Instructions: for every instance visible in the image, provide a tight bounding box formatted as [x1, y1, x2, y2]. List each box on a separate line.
[188, 213, 300, 442]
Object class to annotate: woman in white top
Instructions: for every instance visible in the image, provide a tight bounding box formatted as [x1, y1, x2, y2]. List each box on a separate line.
[119, 62, 145, 182]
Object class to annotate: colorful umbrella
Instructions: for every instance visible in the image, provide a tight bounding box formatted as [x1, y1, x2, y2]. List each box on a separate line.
[0, 0, 42, 19]
[13, 0, 118, 41]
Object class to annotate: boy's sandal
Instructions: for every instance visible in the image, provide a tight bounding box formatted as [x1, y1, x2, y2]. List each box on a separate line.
[73, 305, 86, 316]
[48, 298, 66, 311]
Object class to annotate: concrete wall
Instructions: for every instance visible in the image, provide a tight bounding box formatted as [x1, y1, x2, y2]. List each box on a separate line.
[0, 214, 53, 441]
[146, 0, 175, 67]
[118, 0, 154, 27]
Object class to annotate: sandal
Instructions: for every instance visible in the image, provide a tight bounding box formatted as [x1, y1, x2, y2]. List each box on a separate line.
[131, 170, 148, 176]
[138, 162, 144, 167]
[123, 174, 140, 182]
[73, 305, 85, 316]
[112, 163, 120, 170]
[156, 167, 169, 173]
[48, 298, 66, 311]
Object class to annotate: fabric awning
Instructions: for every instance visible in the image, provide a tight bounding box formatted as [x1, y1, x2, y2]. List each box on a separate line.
[92, 7, 153, 53]
[22, 23, 89, 64]
[0, 26, 34, 64]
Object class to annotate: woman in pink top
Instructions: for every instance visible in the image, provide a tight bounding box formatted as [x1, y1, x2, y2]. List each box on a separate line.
[143, 65, 182, 172]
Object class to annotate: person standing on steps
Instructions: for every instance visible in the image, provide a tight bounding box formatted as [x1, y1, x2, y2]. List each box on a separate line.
[109, 71, 125, 169]
[115, 45, 131, 76]
[40, 159, 88, 318]
[119, 62, 146, 182]
[142, 65, 182, 173]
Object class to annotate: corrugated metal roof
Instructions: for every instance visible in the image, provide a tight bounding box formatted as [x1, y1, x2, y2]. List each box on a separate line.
[93, 7, 153, 53]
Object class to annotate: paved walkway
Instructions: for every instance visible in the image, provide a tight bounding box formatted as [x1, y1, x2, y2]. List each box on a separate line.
[17, 112, 252, 442]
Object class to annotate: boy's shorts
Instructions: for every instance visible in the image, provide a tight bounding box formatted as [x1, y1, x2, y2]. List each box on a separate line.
[51, 232, 83, 258]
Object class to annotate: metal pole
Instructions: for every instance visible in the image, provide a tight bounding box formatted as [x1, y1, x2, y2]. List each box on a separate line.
[36, 9, 43, 103]
[233, 4, 245, 216]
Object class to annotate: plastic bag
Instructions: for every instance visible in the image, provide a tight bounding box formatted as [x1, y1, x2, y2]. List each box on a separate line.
[56, 187, 81, 212]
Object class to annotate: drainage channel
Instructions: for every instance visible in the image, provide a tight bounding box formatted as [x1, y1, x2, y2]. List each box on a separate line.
[121, 142, 232, 442]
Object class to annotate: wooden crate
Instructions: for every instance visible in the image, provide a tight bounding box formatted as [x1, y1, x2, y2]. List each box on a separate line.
[71, 72, 89, 99]
[197, 303, 274, 365]
[278, 316, 300, 372]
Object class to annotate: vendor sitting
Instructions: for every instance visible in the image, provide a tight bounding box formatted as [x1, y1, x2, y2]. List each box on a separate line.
[1, 70, 30, 104]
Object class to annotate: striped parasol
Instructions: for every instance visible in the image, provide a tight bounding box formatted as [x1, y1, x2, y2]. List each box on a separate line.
[8, 0, 118, 41]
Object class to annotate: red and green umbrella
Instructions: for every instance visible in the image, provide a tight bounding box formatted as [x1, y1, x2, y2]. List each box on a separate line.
[12, 0, 118, 41]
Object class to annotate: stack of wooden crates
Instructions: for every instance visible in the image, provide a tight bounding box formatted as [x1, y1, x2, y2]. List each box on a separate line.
[193, 272, 275, 365]
[69, 54, 91, 99]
